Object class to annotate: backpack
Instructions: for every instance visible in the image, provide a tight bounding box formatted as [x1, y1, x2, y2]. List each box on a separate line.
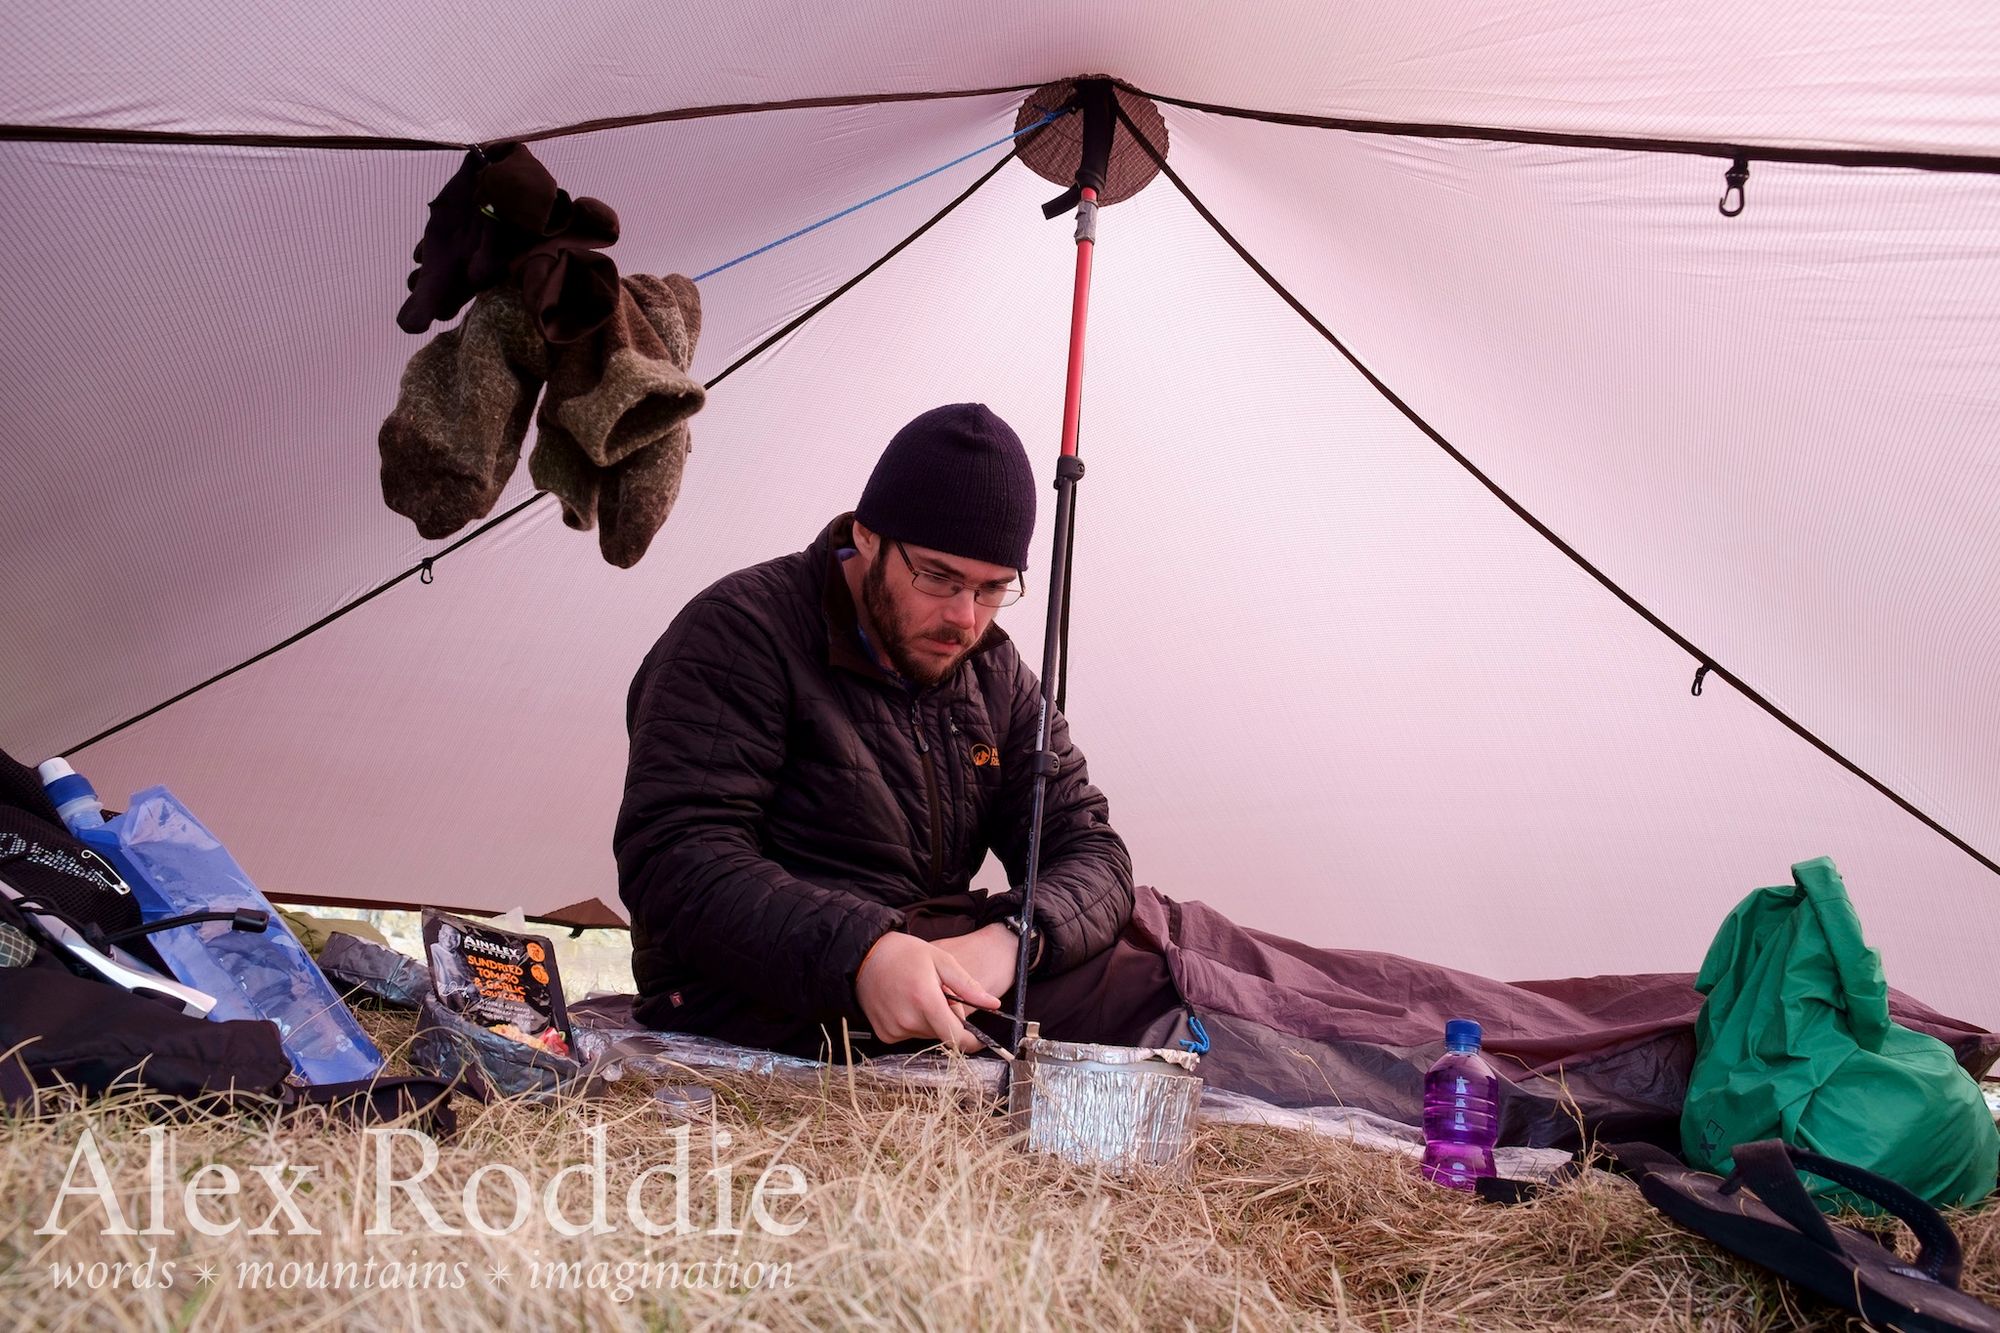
[1682, 857, 1998, 1211]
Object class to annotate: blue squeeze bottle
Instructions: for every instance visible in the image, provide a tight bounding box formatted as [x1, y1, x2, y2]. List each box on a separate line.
[38, 757, 141, 892]
[37, 758, 383, 1086]
[1421, 1018, 1500, 1190]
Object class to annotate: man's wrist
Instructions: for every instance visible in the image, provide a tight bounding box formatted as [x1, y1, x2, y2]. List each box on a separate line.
[999, 912, 1044, 972]
[847, 922, 905, 1025]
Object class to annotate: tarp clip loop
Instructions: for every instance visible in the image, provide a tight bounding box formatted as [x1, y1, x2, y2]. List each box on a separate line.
[1692, 663, 1712, 696]
[1718, 157, 1750, 217]
[418, 557, 435, 585]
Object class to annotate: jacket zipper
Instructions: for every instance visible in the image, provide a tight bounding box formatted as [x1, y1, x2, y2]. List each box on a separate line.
[910, 701, 943, 889]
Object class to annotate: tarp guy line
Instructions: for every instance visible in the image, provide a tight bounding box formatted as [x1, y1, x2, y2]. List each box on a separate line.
[1112, 101, 2000, 883]
[693, 108, 1063, 282]
[60, 145, 1027, 756]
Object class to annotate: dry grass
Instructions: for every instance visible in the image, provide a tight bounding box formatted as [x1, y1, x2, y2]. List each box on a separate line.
[0, 1011, 1992, 1331]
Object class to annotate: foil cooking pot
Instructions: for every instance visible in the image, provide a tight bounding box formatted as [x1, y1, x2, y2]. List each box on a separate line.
[1005, 1027, 1203, 1177]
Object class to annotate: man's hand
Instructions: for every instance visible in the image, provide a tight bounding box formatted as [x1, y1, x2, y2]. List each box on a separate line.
[854, 932, 1001, 1051]
[931, 923, 1021, 1012]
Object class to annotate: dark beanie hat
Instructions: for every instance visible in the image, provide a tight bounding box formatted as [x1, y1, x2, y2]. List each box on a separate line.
[855, 403, 1037, 570]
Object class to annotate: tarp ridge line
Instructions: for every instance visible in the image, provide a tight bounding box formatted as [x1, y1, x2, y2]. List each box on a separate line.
[501, 84, 1042, 150]
[1109, 100, 2000, 882]
[57, 147, 1024, 758]
[0, 84, 1041, 152]
[11, 78, 1992, 175]
[1137, 88, 2000, 176]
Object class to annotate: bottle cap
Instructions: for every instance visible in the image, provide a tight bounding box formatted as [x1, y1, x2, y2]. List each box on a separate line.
[1444, 1018, 1482, 1049]
[37, 757, 100, 813]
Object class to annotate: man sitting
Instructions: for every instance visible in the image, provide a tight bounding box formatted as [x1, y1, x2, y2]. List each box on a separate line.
[615, 403, 1176, 1057]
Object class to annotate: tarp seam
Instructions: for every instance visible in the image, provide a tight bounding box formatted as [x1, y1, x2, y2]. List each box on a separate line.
[1134, 88, 2000, 175]
[12, 77, 1995, 176]
[58, 146, 1025, 757]
[0, 84, 1042, 152]
[1111, 100, 2000, 882]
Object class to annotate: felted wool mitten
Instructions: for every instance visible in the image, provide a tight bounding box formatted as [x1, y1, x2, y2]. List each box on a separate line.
[633, 272, 703, 369]
[526, 426, 600, 533]
[591, 275, 704, 567]
[539, 273, 704, 469]
[526, 274, 704, 566]
[379, 287, 549, 539]
[596, 419, 692, 568]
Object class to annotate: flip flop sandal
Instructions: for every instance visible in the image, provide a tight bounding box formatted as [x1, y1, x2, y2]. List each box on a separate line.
[1612, 1138, 2000, 1333]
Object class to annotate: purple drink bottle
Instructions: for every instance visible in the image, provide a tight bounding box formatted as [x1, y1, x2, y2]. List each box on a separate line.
[1421, 1018, 1499, 1190]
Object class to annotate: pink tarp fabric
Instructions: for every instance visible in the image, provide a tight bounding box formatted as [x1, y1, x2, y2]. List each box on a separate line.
[2, 7, 1996, 1022]
[12, 1, 2000, 151]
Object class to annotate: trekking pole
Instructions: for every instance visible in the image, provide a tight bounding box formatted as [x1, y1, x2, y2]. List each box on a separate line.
[1010, 79, 1117, 1055]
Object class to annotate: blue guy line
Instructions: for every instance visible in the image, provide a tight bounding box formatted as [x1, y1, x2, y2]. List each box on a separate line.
[691, 108, 1068, 284]
[1179, 1013, 1211, 1055]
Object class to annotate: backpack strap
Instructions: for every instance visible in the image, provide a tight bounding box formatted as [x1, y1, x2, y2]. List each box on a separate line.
[283, 1075, 460, 1139]
[1729, 1139, 1961, 1285]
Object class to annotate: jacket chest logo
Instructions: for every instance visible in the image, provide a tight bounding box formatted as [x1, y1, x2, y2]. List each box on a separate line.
[970, 743, 999, 769]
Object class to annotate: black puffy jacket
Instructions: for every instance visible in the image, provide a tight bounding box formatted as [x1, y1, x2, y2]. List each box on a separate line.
[615, 514, 1134, 1036]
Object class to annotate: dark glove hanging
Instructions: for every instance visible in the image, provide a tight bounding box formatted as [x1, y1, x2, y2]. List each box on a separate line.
[514, 195, 621, 344]
[396, 147, 523, 334]
[397, 143, 621, 342]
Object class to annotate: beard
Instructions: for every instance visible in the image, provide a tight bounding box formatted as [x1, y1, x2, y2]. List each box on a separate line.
[861, 553, 974, 686]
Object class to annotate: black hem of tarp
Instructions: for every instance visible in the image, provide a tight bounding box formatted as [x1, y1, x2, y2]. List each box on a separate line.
[278, 891, 627, 931]
[55, 146, 1022, 758]
[0, 84, 1041, 152]
[1109, 99, 2000, 882]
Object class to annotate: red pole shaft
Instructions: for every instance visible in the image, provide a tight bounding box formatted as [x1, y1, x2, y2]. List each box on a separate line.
[1057, 186, 1098, 460]
[1010, 184, 1101, 1053]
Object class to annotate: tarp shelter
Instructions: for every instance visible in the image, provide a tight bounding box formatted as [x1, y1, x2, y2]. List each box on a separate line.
[4, 4, 1996, 1025]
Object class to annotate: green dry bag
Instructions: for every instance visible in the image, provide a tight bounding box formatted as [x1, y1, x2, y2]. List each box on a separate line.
[1682, 856, 1997, 1212]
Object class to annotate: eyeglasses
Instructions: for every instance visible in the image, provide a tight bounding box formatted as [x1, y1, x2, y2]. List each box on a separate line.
[895, 542, 1024, 608]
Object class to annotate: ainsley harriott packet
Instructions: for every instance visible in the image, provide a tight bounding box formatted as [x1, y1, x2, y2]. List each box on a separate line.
[422, 909, 573, 1058]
